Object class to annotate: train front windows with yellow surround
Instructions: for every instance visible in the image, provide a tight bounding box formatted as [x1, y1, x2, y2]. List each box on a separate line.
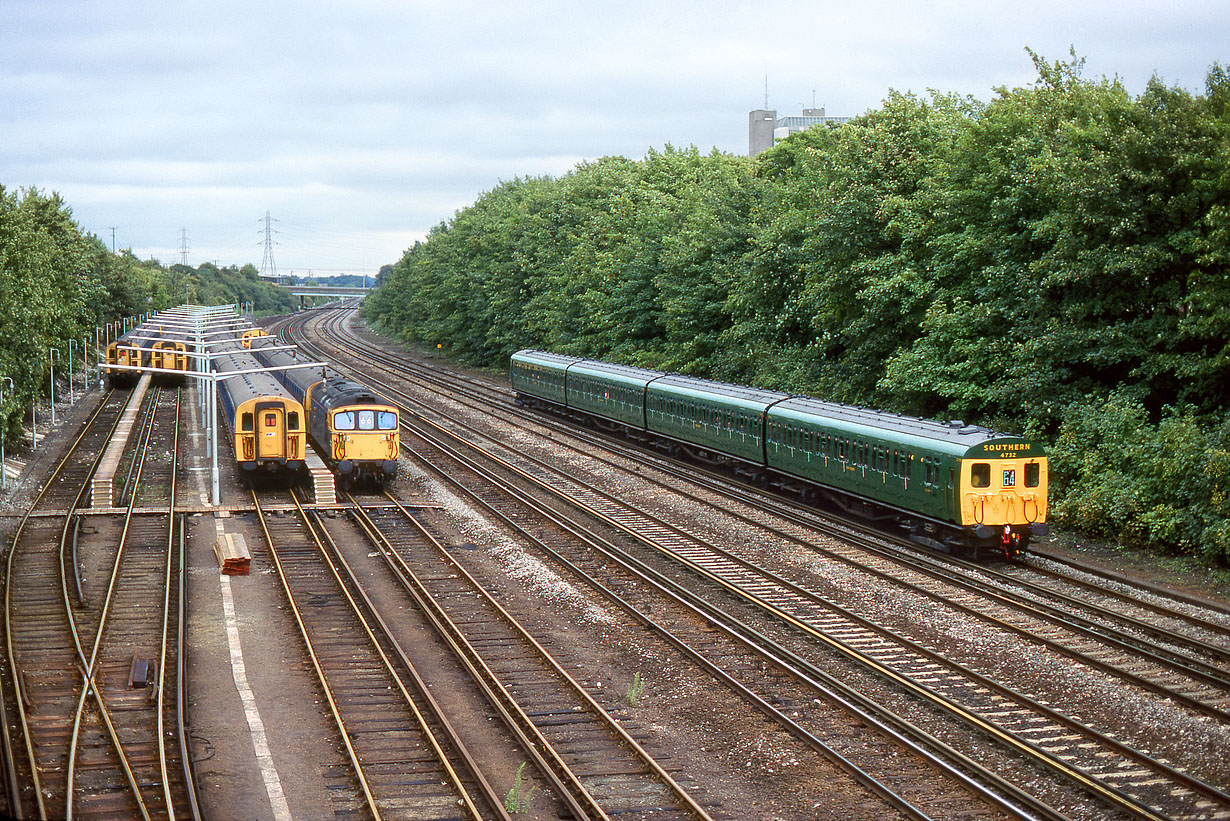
[358, 410, 375, 430]
[1025, 462, 1040, 487]
[288, 412, 300, 430]
[242, 413, 254, 432]
[377, 411, 397, 429]
[335, 412, 355, 430]
[971, 463, 991, 488]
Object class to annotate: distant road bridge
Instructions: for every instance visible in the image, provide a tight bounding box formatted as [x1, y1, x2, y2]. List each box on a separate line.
[282, 283, 371, 309]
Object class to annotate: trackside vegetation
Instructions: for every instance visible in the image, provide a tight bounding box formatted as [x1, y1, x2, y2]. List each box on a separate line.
[363, 52, 1230, 563]
[0, 185, 294, 454]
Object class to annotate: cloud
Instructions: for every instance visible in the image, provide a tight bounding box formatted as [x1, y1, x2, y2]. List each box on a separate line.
[2, 0, 1226, 272]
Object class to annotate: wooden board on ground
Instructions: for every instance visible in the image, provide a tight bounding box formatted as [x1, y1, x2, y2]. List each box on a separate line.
[213, 532, 250, 575]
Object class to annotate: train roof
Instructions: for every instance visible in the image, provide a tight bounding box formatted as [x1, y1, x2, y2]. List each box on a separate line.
[318, 377, 394, 407]
[511, 349, 586, 369]
[248, 336, 329, 395]
[212, 342, 298, 403]
[510, 350, 1041, 458]
[566, 358, 664, 386]
[769, 396, 1041, 457]
[647, 374, 792, 412]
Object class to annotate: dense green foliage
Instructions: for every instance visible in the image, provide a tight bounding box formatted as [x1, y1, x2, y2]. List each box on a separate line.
[365, 53, 1230, 562]
[0, 186, 294, 446]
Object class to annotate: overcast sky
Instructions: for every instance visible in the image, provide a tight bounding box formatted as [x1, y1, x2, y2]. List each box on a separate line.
[2, 1, 1224, 277]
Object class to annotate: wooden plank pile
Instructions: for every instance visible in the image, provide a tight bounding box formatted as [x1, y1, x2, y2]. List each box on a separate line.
[213, 532, 251, 575]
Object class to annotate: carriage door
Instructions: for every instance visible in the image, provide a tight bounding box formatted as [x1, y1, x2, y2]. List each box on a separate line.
[256, 403, 286, 460]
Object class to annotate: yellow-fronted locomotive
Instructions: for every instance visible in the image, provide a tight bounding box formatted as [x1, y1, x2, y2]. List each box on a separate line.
[249, 336, 399, 485]
[214, 340, 307, 473]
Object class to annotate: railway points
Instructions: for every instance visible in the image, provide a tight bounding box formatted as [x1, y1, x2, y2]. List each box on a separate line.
[0, 304, 1227, 820]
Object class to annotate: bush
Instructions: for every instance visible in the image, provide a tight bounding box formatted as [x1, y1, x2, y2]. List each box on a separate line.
[1050, 394, 1230, 562]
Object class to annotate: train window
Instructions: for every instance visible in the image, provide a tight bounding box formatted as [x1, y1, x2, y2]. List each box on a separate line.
[378, 411, 397, 430]
[264, 413, 277, 428]
[241, 413, 254, 432]
[288, 412, 300, 430]
[838, 439, 848, 460]
[1025, 462, 1040, 487]
[335, 411, 355, 430]
[358, 410, 375, 430]
[971, 463, 991, 488]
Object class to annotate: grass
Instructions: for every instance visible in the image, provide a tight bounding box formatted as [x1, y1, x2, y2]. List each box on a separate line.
[626, 671, 647, 705]
[504, 762, 537, 813]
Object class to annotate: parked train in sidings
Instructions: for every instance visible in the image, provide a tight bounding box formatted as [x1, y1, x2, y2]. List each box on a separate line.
[103, 330, 147, 388]
[510, 350, 1049, 560]
[214, 339, 307, 474]
[104, 325, 192, 387]
[249, 335, 400, 486]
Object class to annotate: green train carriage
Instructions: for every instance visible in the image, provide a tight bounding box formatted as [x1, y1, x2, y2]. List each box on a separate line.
[509, 350, 1048, 557]
[765, 398, 1047, 554]
[566, 359, 661, 429]
[645, 375, 787, 469]
[509, 350, 579, 409]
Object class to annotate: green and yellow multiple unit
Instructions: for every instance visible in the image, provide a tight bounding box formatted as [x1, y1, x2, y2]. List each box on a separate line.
[510, 349, 1048, 559]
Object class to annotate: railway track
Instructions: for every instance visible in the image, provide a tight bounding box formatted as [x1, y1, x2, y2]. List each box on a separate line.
[298, 310, 1230, 700]
[393, 374, 1230, 819]
[1, 385, 197, 819]
[273, 314, 1031, 816]
[277, 306, 1230, 818]
[252, 480, 718, 819]
[248, 487, 509, 819]
[319, 312, 1230, 666]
